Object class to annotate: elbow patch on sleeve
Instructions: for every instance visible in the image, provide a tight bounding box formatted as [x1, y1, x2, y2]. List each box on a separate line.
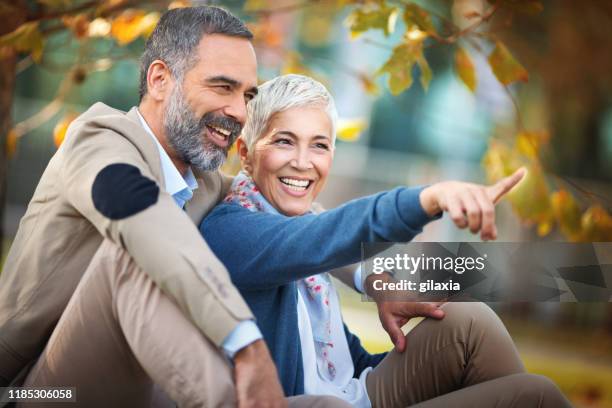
[92, 163, 159, 220]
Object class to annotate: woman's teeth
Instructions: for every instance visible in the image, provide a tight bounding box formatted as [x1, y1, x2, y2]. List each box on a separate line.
[280, 177, 311, 191]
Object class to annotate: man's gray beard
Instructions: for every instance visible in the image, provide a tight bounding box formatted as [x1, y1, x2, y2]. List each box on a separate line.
[164, 84, 226, 172]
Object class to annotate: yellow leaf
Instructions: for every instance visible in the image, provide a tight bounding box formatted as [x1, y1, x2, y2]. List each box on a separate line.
[53, 113, 78, 148]
[111, 10, 159, 46]
[482, 143, 551, 226]
[345, 5, 399, 38]
[455, 47, 477, 92]
[0, 22, 44, 62]
[282, 52, 314, 77]
[403, 3, 436, 34]
[581, 205, 612, 242]
[337, 118, 367, 142]
[6, 129, 17, 158]
[243, 0, 269, 12]
[516, 131, 538, 159]
[488, 41, 528, 86]
[378, 32, 429, 94]
[537, 220, 552, 237]
[417, 54, 432, 91]
[550, 189, 582, 241]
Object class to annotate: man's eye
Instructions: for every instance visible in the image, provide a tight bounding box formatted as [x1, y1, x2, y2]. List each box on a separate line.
[314, 143, 329, 150]
[245, 93, 256, 102]
[217, 85, 231, 92]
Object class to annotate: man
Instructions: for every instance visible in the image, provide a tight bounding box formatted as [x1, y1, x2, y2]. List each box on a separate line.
[0, 6, 349, 408]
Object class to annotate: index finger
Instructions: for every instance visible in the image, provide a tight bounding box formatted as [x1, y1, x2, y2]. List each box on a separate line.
[487, 167, 526, 204]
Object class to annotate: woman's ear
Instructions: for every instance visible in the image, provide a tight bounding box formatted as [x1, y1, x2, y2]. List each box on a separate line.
[237, 138, 253, 174]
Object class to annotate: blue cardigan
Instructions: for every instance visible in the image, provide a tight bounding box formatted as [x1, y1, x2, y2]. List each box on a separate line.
[200, 187, 435, 396]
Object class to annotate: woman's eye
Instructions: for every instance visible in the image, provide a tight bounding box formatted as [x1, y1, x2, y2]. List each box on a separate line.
[274, 138, 292, 145]
[314, 143, 329, 150]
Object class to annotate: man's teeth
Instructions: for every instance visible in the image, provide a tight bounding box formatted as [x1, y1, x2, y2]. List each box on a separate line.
[210, 125, 231, 138]
[280, 178, 310, 190]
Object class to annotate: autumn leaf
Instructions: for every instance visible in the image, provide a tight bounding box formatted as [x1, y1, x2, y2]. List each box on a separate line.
[417, 55, 432, 91]
[346, 4, 399, 38]
[482, 142, 552, 230]
[0, 22, 44, 62]
[249, 21, 283, 48]
[403, 3, 436, 34]
[243, 0, 269, 12]
[488, 41, 528, 85]
[111, 10, 160, 46]
[62, 14, 90, 39]
[337, 118, 367, 142]
[455, 47, 477, 92]
[358, 73, 379, 95]
[282, 51, 316, 77]
[551, 189, 582, 241]
[53, 113, 78, 148]
[581, 205, 612, 242]
[378, 31, 429, 94]
[6, 129, 17, 158]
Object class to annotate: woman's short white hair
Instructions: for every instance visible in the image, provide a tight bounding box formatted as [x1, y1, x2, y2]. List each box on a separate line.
[241, 74, 338, 149]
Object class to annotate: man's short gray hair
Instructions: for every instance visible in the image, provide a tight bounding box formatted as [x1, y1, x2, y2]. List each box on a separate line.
[139, 6, 253, 101]
[241, 74, 338, 149]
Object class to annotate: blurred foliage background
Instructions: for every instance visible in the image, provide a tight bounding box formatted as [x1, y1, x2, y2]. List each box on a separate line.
[1, 0, 611, 406]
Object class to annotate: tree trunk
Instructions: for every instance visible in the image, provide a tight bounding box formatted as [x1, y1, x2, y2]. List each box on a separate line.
[0, 52, 17, 260]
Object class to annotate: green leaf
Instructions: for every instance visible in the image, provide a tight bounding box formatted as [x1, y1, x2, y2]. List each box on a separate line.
[346, 5, 399, 38]
[0, 22, 44, 62]
[488, 41, 528, 85]
[454, 47, 477, 92]
[403, 3, 435, 33]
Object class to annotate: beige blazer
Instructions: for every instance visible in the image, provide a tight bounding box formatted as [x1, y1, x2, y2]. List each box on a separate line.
[0, 103, 253, 385]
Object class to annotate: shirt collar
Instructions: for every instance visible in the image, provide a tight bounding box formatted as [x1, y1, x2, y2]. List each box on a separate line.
[135, 108, 198, 196]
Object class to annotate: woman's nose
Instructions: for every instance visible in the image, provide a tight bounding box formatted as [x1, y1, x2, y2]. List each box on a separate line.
[290, 150, 313, 170]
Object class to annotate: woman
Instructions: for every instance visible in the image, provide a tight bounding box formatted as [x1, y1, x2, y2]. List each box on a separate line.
[200, 74, 572, 408]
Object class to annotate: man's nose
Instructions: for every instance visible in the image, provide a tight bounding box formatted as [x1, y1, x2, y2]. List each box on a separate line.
[222, 94, 248, 125]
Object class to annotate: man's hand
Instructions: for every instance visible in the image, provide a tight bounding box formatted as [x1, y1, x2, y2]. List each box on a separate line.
[377, 301, 445, 353]
[419, 167, 526, 240]
[233, 339, 287, 408]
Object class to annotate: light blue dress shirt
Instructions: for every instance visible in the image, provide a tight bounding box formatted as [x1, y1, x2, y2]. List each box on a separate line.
[135, 109, 262, 359]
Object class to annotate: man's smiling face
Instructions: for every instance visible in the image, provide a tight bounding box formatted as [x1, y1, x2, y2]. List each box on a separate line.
[164, 34, 258, 171]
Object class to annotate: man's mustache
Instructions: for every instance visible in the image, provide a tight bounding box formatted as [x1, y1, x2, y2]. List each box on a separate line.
[200, 112, 242, 146]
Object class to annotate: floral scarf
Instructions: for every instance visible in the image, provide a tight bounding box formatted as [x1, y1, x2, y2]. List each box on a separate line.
[224, 171, 337, 380]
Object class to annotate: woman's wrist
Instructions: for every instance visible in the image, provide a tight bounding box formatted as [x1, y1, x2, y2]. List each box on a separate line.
[419, 184, 441, 217]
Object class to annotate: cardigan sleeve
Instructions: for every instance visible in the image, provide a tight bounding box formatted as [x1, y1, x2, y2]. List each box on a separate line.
[200, 187, 439, 290]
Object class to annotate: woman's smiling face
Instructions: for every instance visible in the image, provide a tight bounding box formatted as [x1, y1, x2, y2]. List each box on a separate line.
[239, 106, 334, 216]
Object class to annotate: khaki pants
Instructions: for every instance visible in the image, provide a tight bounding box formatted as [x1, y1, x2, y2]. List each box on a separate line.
[366, 302, 573, 408]
[21, 241, 349, 408]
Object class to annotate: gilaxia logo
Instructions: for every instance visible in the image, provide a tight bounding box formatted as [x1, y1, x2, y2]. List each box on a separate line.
[372, 254, 488, 275]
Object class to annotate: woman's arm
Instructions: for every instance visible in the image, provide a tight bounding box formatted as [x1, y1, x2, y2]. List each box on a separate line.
[201, 187, 435, 290]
